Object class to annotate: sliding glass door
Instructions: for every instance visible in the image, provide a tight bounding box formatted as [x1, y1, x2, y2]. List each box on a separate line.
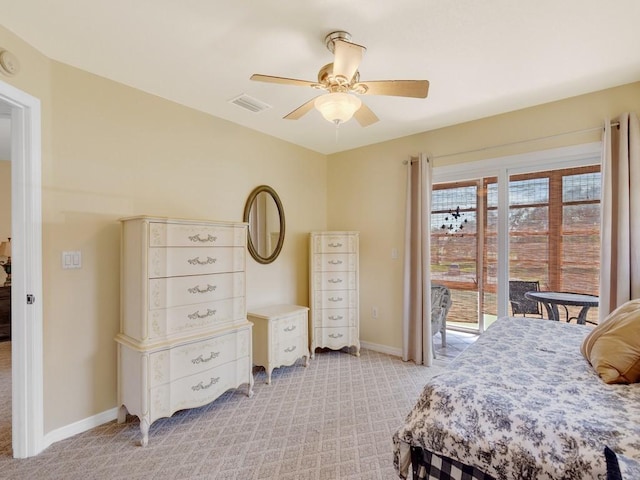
[431, 181, 481, 332]
[505, 166, 601, 323]
[430, 146, 602, 333]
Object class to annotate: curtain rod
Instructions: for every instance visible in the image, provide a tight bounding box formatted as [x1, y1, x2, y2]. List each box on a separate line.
[404, 121, 620, 164]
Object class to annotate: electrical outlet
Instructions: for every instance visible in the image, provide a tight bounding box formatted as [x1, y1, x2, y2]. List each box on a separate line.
[372, 306, 378, 319]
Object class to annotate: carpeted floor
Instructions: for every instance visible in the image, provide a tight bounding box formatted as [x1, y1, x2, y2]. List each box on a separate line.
[0, 332, 476, 479]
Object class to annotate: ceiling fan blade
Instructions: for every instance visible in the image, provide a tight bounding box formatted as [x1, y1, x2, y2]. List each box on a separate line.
[354, 102, 379, 127]
[333, 40, 365, 82]
[359, 80, 429, 98]
[250, 74, 317, 88]
[283, 97, 318, 120]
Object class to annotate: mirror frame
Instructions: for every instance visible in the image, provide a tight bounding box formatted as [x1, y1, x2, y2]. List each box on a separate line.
[243, 185, 286, 264]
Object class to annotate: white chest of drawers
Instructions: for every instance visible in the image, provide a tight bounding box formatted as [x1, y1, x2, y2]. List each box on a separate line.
[115, 216, 253, 446]
[248, 304, 310, 384]
[309, 231, 360, 357]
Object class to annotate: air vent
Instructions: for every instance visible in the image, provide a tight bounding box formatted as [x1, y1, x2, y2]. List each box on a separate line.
[229, 94, 271, 113]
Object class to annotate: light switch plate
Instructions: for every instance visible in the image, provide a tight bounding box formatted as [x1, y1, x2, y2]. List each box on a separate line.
[62, 251, 82, 269]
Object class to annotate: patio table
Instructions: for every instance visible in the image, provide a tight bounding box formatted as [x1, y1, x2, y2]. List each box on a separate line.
[524, 291, 599, 325]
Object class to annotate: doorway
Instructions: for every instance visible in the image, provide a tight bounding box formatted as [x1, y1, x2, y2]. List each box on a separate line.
[0, 80, 44, 458]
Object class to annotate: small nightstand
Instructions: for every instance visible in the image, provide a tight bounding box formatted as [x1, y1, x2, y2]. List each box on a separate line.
[248, 304, 310, 384]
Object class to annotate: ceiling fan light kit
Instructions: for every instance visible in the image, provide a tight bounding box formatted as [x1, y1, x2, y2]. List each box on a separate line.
[250, 31, 429, 127]
[314, 92, 362, 125]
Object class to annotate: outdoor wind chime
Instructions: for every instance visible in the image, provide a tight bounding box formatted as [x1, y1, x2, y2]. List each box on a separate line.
[440, 206, 468, 236]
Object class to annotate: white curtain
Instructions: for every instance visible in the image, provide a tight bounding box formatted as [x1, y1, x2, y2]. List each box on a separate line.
[402, 153, 433, 365]
[599, 112, 640, 322]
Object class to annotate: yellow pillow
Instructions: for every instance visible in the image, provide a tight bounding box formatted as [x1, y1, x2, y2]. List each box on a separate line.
[581, 298, 640, 384]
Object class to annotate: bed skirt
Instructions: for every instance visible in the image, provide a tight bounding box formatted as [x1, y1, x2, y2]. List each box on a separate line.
[409, 447, 495, 480]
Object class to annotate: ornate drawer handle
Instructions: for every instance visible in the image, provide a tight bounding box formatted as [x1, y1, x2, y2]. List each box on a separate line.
[328, 297, 343, 302]
[188, 284, 217, 294]
[328, 260, 343, 265]
[328, 333, 344, 339]
[191, 376, 220, 391]
[283, 325, 297, 332]
[328, 315, 343, 320]
[188, 256, 217, 265]
[328, 278, 342, 284]
[188, 234, 217, 243]
[191, 351, 220, 364]
[328, 242, 343, 248]
[188, 309, 217, 320]
[284, 346, 297, 353]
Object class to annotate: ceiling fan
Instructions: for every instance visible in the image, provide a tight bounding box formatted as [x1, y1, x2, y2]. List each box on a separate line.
[250, 31, 429, 127]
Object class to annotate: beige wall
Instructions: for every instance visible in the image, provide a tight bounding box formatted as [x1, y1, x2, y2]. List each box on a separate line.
[327, 81, 640, 351]
[1, 25, 327, 433]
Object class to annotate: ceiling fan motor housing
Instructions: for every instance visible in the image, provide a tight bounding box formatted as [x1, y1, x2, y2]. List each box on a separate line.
[317, 63, 362, 91]
[324, 31, 352, 53]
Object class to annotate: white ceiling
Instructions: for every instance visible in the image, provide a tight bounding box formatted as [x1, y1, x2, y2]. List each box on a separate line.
[1, 0, 640, 155]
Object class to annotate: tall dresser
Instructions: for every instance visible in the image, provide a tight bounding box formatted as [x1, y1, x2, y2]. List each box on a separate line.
[309, 231, 360, 357]
[116, 216, 253, 446]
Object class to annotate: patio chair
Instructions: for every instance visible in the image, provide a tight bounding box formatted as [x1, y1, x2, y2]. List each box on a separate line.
[431, 284, 452, 353]
[508, 280, 543, 318]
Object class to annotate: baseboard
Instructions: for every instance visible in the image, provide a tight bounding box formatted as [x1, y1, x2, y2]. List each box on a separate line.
[360, 340, 402, 358]
[43, 407, 118, 449]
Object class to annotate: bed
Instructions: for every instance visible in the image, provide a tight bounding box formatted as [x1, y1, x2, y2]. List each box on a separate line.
[393, 316, 640, 480]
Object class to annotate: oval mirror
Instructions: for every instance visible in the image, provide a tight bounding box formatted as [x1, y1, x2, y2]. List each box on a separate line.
[243, 185, 285, 264]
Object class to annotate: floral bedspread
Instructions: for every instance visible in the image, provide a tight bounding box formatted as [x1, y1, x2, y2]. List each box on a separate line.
[393, 317, 640, 480]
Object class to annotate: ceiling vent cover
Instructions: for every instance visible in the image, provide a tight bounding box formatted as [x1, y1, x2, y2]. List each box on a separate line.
[229, 94, 271, 113]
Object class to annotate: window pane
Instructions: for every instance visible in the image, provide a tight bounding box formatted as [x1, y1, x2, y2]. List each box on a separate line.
[509, 176, 550, 287]
[563, 173, 601, 202]
[431, 184, 479, 329]
[509, 206, 549, 232]
[561, 202, 600, 323]
[509, 178, 549, 206]
[487, 183, 498, 208]
[432, 186, 476, 211]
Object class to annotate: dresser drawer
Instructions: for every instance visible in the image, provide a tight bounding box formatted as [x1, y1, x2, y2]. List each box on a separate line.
[314, 327, 358, 350]
[149, 271, 244, 309]
[149, 327, 251, 388]
[313, 271, 356, 291]
[313, 308, 357, 328]
[313, 253, 356, 272]
[312, 234, 356, 253]
[147, 296, 245, 341]
[148, 247, 245, 278]
[274, 313, 307, 338]
[149, 355, 251, 421]
[149, 222, 246, 247]
[272, 336, 307, 367]
[314, 289, 357, 310]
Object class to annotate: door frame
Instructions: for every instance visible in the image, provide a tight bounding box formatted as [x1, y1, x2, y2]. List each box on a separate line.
[0, 79, 44, 458]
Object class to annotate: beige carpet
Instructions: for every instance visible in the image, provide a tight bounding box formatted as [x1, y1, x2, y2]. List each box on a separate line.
[0, 335, 472, 480]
